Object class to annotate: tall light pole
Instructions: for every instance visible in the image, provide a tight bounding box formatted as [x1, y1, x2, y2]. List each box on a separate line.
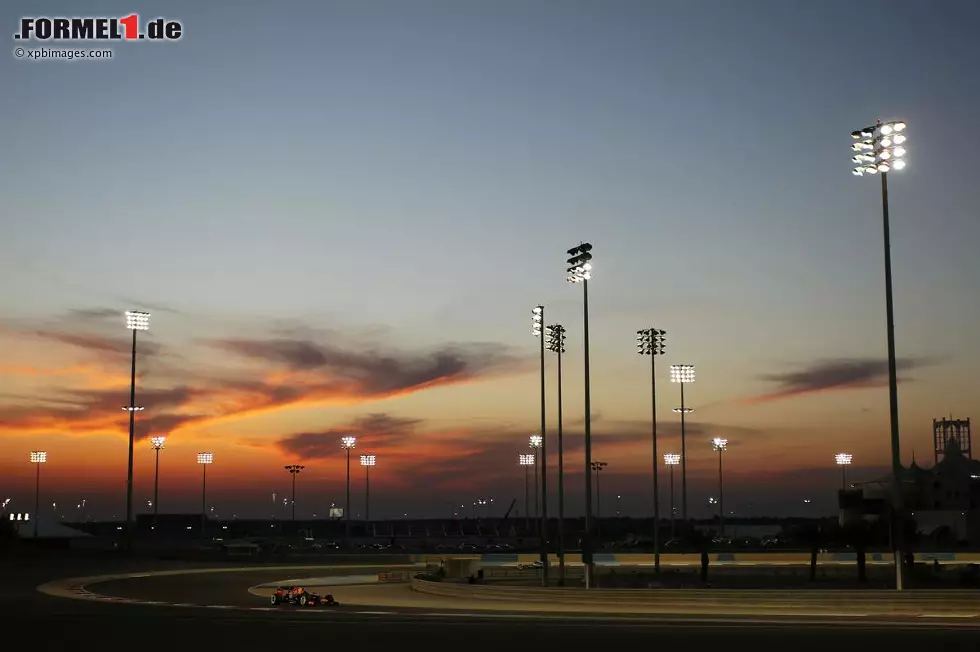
[664, 453, 680, 540]
[519, 453, 534, 534]
[341, 436, 356, 546]
[637, 327, 666, 574]
[851, 119, 908, 591]
[150, 436, 165, 530]
[835, 452, 853, 490]
[712, 438, 728, 538]
[591, 461, 607, 518]
[546, 323, 567, 585]
[284, 465, 304, 521]
[670, 364, 696, 520]
[124, 310, 150, 545]
[197, 452, 213, 538]
[531, 306, 549, 583]
[30, 451, 46, 538]
[529, 435, 542, 527]
[360, 455, 375, 522]
[566, 241, 595, 588]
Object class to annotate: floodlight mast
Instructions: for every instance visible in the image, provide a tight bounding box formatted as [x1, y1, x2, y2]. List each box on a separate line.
[360, 454, 376, 522]
[851, 119, 908, 592]
[663, 453, 681, 539]
[637, 327, 666, 574]
[150, 436, 166, 529]
[591, 461, 608, 522]
[30, 451, 46, 538]
[284, 465, 305, 521]
[566, 241, 595, 588]
[124, 309, 150, 548]
[519, 453, 535, 535]
[531, 305, 549, 585]
[712, 438, 729, 537]
[528, 435, 542, 532]
[197, 452, 213, 537]
[836, 452, 853, 489]
[546, 323, 567, 585]
[341, 436, 356, 546]
[670, 364, 696, 520]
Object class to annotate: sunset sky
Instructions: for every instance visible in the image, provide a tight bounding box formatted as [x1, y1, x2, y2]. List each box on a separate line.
[2, 0, 978, 521]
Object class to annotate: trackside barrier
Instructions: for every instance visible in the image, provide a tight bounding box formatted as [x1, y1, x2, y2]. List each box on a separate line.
[505, 552, 980, 566]
[377, 570, 413, 583]
[410, 579, 980, 613]
[482, 566, 586, 580]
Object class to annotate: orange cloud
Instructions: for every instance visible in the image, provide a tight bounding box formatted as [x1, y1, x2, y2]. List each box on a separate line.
[0, 317, 528, 443]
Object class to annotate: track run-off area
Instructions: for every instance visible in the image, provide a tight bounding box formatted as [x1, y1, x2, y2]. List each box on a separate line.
[36, 560, 980, 628]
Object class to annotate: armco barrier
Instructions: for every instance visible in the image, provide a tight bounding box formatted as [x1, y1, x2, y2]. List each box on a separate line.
[377, 570, 413, 583]
[410, 578, 980, 614]
[497, 552, 980, 566]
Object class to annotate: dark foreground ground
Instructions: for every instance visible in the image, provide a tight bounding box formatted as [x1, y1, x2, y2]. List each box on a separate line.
[4, 553, 979, 651]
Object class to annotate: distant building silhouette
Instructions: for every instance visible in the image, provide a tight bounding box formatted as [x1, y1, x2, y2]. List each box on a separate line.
[842, 417, 979, 544]
[934, 417, 971, 464]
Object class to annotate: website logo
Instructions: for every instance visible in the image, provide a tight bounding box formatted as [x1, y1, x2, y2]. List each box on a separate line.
[13, 15, 182, 42]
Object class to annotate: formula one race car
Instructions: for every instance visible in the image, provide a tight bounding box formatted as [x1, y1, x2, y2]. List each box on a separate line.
[270, 585, 340, 607]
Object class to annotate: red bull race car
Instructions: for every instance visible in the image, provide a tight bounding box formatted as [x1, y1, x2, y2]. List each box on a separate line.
[269, 585, 340, 607]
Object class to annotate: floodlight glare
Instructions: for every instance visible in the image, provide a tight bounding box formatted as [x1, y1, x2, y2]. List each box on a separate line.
[670, 364, 696, 383]
[712, 437, 728, 451]
[125, 310, 150, 331]
[122, 406, 145, 412]
[197, 452, 213, 464]
[663, 453, 681, 466]
[529, 434, 542, 449]
[566, 243, 594, 283]
[30, 451, 47, 464]
[532, 305, 544, 337]
[519, 453, 535, 466]
[360, 455, 376, 467]
[849, 119, 908, 177]
[835, 452, 853, 466]
[150, 436, 166, 450]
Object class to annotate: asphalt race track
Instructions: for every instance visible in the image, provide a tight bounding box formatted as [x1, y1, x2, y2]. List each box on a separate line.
[13, 559, 980, 651]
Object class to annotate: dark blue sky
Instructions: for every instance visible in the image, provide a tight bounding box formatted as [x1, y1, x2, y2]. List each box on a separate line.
[1, 1, 978, 519]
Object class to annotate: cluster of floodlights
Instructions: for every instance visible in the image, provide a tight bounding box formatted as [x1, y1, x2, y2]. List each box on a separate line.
[566, 243, 593, 283]
[546, 324, 566, 353]
[360, 455, 376, 467]
[519, 453, 535, 466]
[531, 305, 543, 337]
[670, 364, 696, 384]
[851, 121, 907, 176]
[636, 329, 666, 356]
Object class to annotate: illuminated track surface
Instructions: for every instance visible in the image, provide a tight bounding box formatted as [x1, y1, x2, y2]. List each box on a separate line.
[12, 563, 979, 651]
[37, 565, 980, 628]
